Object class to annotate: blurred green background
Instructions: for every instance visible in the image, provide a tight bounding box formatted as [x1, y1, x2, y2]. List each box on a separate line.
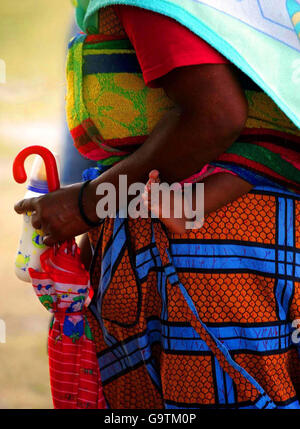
[0, 0, 74, 408]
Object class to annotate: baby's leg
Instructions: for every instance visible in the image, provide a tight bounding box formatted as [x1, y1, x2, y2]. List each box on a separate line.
[203, 172, 253, 215]
[142, 170, 252, 234]
[142, 169, 189, 233]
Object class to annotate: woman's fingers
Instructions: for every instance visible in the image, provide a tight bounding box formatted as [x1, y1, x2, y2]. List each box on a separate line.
[15, 195, 58, 245]
[42, 235, 56, 247]
[14, 183, 94, 246]
[14, 197, 37, 214]
[31, 211, 42, 230]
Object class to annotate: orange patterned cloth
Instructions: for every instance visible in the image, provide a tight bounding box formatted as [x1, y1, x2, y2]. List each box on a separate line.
[86, 189, 300, 409]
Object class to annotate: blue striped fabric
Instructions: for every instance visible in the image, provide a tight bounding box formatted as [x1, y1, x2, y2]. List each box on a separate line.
[83, 53, 142, 75]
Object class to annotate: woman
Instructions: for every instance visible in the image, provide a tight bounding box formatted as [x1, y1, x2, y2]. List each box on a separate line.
[15, 3, 300, 408]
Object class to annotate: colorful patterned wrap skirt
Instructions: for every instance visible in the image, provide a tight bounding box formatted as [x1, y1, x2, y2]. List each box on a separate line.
[66, 7, 300, 409]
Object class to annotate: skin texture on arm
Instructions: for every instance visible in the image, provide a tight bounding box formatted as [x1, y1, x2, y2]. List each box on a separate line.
[14, 64, 250, 245]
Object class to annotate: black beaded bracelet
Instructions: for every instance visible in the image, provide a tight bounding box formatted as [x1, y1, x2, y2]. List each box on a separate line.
[78, 180, 102, 228]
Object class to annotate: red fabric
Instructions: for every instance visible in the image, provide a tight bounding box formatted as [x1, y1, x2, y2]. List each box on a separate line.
[113, 5, 229, 87]
[48, 313, 106, 409]
[29, 242, 106, 409]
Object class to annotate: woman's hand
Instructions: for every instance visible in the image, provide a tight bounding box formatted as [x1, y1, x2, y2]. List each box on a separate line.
[14, 182, 98, 246]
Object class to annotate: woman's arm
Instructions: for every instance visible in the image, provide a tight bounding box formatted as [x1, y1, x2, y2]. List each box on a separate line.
[14, 64, 247, 245]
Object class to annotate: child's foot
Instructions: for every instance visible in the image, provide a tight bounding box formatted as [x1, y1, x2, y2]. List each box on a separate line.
[141, 169, 161, 218]
[142, 170, 192, 234]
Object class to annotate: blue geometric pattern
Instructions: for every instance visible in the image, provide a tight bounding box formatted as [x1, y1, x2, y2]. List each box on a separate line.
[90, 184, 300, 409]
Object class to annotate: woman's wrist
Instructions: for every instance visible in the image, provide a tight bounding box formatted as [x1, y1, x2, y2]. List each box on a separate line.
[81, 179, 101, 224]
